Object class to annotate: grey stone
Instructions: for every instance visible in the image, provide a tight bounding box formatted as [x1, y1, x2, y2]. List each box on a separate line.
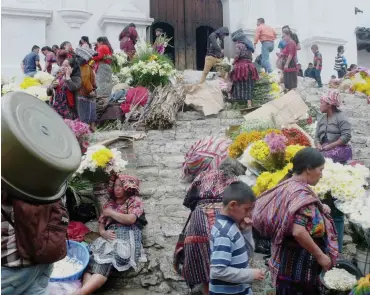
[155, 282, 172, 294]
[343, 235, 353, 245]
[140, 274, 160, 287]
[160, 256, 183, 281]
[159, 216, 184, 237]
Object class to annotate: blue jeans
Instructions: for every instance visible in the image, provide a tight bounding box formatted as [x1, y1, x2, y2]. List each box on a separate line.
[25, 71, 37, 77]
[261, 41, 274, 73]
[313, 68, 322, 87]
[1, 264, 53, 295]
[333, 215, 344, 253]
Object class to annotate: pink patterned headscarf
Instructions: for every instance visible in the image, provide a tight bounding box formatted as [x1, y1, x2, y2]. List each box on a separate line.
[320, 90, 341, 108]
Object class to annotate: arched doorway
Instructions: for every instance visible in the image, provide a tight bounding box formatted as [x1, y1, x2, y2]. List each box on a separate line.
[196, 26, 215, 70]
[150, 0, 223, 70]
[151, 22, 175, 64]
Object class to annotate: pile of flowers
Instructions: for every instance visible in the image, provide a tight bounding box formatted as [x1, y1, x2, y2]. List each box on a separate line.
[240, 118, 276, 133]
[75, 145, 127, 181]
[337, 192, 370, 229]
[20, 77, 41, 89]
[324, 268, 358, 291]
[111, 50, 129, 74]
[228, 129, 281, 159]
[348, 69, 370, 97]
[130, 54, 175, 89]
[64, 119, 91, 153]
[312, 158, 369, 202]
[282, 127, 312, 146]
[34, 71, 54, 85]
[216, 57, 234, 74]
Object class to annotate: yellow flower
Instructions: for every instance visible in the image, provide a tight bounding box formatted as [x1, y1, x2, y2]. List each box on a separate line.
[92, 148, 114, 167]
[20, 77, 41, 89]
[249, 140, 270, 162]
[149, 55, 158, 61]
[285, 145, 305, 162]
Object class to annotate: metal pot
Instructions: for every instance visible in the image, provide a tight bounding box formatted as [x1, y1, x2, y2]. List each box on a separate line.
[1, 91, 82, 202]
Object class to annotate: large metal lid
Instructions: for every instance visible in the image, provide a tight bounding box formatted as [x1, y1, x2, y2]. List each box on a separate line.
[1, 91, 81, 202]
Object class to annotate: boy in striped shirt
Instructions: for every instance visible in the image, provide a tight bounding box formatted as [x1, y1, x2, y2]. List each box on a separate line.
[210, 182, 264, 295]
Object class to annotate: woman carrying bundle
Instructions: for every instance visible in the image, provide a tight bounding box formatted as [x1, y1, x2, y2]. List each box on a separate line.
[229, 29, 259, 108]
[119, 23, 138, 61]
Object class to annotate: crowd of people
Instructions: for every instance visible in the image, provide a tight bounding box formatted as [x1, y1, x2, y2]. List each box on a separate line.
[20, 24, 168, 131]
[199, 18, 360, 108]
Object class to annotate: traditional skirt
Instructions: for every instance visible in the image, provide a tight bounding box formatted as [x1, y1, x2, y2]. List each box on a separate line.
[77, 95, 97, 124]
[89, 224, 144, 276]
[321, 144, 352, 164]
[51, 89, 77, 120]
[183, 201, 222, 287]
[96, 63, 113, 98]
[284, 71, 298, 90]
[229, 59, 259, 102]
[276, 237, 324, 295]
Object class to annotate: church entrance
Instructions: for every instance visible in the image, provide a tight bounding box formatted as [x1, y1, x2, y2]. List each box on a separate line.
[150, 0, 223, 70]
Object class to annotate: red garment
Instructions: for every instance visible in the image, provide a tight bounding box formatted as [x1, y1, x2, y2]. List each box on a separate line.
[93, 44, 112, 64]
[230, 59, 259, 82]
[67, 221, 90, 242]
[119, 27, 138, 55]
[281, 40, 298, 73]
[55, 76, 75, 108]
[56, 49, 74, 66]
[120, 87, 148, 114]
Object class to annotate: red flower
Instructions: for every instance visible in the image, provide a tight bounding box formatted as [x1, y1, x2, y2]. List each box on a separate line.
[282, 128, 311, 147]
[307, 117, 313, 125]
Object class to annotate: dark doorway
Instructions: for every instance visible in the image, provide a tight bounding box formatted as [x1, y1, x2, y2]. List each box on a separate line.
[196, 26, 215, 70]
[152, 22, 175, 64]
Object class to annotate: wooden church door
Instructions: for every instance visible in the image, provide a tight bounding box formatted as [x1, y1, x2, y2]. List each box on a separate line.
[150, 0, 223, 70]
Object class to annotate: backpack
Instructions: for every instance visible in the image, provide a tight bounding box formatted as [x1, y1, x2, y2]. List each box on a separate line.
[1, 198, 69, 264]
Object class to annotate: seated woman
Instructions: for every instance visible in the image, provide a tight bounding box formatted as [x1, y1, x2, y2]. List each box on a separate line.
[315, 90, 352, 254]
[229, 30, 259, 108]
[253, 148, 338, 295]
[315, 90, 352, 164]
[179, 158, 247, 295]
[73, 175, 145, 295]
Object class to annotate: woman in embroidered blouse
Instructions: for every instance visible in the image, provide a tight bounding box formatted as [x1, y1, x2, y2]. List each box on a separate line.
[73, 174, 145, 295]
[119, 23, 138, 61]
[229, 30, 259, 108]
[253, 148, 338, 295]
[93, 37, 113, 101]
[41, 46, 58, 75]
[180, 158, 246, 295]
[57, 41, 75, 66]
[278, 28, 298, 91]
[47, 58, 81, 120]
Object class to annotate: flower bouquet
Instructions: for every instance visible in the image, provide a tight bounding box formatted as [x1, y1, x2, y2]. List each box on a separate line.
[111, 51, 129, 74]
[20, 77, 41, 89]
[34, 71, 54, 86]
[216, 57, 234, 74]
[153, 34, 173, 55]
[311, 158, 369, 202]
[64, 119, 91, 153]
[282, 127, 312, 147]
[350, 275, 370, 295]
[75, 145, 128, 182]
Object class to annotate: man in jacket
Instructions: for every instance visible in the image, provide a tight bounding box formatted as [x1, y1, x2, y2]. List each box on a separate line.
[254, 18, 276, 73]
[199, 27, 229, 84]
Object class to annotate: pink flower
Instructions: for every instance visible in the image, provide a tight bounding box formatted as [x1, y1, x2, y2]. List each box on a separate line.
[265, 132, 287, 154]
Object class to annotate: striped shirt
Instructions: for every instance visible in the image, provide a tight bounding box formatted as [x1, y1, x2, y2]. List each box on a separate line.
[334, 54, 347, 71]
[210, 214, 253, 295]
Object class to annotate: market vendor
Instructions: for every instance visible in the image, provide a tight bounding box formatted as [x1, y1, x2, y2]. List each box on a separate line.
[315, 89, 352, 253]
[228, 30, 259, 108]
[72, 174, 146, 295]
[315, 90, 352, 164]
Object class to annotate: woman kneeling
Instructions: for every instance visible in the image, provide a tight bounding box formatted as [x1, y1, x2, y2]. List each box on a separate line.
[73, 175, 145, 295]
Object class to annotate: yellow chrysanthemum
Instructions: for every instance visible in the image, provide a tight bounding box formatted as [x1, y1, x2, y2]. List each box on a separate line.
[91, 148, 114, 167]
[250, 140, 270, 162]
[20, 77, 41, 89]
[285, 145, 305, 162]
[149, 55, 158, 61]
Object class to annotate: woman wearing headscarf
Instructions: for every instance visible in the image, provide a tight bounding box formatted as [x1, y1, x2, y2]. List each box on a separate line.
[119, 23, 138, 60]
[47, 57, 81, 119]
[178, 158, 247, 295]
[93, 37, 114, 117]
[75, 47, 97, 131]
[315, 90, 352, 253]
[72, 174, 146, 295]
[253, 147, 338, 295]
[278, 28, 298, 91]
[229, 29, 259, 108]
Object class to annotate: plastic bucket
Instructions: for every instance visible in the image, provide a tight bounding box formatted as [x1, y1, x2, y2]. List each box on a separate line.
[356, 248, 370, 276]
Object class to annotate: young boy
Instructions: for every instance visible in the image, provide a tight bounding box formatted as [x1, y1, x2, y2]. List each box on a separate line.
[209, 182, 264, 295]
[311, 44, 323, 88]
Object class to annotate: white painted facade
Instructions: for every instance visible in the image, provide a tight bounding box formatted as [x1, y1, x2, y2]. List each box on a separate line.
[2, 0, 370, 82]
